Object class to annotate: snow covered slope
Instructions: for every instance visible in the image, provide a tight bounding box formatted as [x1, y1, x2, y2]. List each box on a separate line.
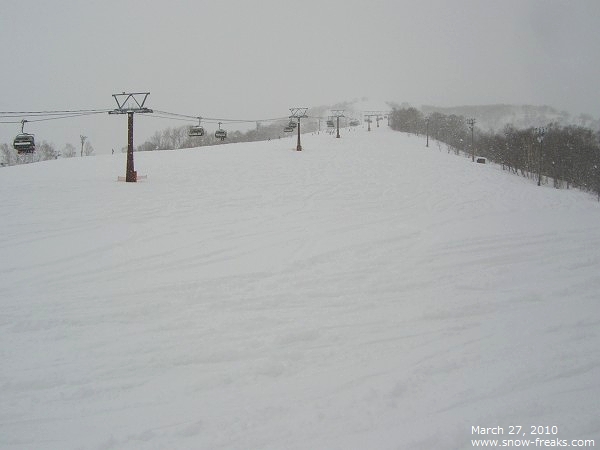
[1, 127, 599, 449]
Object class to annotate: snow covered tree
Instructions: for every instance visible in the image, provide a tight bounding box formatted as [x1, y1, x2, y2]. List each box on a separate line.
[62, 143, 77, 158]
[84, 141, 95, 156]
[137, 141, 158, 152]
[37, 141, 58, 161]
[1, 143, 17, 166]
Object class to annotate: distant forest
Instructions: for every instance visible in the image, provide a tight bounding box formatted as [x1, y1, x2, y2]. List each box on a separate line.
[131, 120, 308, 152]
[130, 103, 349, 152]
[389, 106, 600, 199]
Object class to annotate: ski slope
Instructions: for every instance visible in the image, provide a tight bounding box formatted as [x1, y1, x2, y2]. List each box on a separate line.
[1, 127, 599, 449]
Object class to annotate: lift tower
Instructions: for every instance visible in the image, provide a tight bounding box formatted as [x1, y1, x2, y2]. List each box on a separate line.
[331, 109, 345, 138]
[364, 113, 378, 131]
[467, 118, 476, 162]
[109, 92, 152, 182]
[289, 108, 308, 151]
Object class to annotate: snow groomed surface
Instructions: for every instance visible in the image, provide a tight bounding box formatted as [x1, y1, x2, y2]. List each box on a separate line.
[1, 127, 599, 449]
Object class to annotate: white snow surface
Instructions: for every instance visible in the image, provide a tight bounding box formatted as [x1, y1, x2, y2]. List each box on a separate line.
[1, 127, 599, 449]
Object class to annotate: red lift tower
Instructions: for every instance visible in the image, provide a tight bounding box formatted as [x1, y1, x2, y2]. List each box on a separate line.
[109, 92, 153, 182]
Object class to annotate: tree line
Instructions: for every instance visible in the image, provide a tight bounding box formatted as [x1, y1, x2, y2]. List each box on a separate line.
[1, 117, 315, 165]
[1, 140, 94, 166]
[133, 119, 321, 152]
[389, 107, 600, 199]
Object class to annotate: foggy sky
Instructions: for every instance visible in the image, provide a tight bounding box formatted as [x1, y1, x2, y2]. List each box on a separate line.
[1, 0, 599, 154]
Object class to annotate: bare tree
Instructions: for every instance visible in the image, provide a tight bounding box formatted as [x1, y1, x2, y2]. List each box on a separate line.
[80, 135, 87, 157]
[1, 143, 17, 166]
[37, 141, 58, 161]
[62, 143, 77, 158]
[84, 141, 95, 156]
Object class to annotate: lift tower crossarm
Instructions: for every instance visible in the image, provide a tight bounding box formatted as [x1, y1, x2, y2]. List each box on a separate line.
[109, 92, 153, 114]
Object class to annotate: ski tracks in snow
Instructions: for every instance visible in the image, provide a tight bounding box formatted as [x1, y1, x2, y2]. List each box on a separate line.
[1, 128, 600, 449]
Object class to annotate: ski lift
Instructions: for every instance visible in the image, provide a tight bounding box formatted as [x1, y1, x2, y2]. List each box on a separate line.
[13, 120, 35, 154]
[188, 117, 205, 137]
[283, 126, 294, 133]
[288, 120, 297, 129]
[349, 120, 360, 127]
[13, 134, 36, 154]
[215, 122, 227, 141]
[326, 119, 335, 128]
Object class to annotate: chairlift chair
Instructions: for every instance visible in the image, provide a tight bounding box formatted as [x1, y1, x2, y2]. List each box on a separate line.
[13, 121, 35, 154]
[13, 133, 36, 154]
[188, 117, 205, 137]
[189, 126, 205, 137]
[214, 122, 227, 141]
[283, 126, 294, 133]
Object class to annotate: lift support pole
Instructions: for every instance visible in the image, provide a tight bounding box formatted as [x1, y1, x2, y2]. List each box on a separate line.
[109, 92, 152, 182]
[365, 114, 376, 131]
[331, 109, 345, 138]
[289, 107, 308, 151]
[127, 112, 135, 181]
[467, 118, 476, 162]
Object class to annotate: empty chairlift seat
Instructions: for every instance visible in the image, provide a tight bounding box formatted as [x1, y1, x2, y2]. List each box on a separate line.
[13, 134, 36, 154]
[215, 129, 227, 140]
[188, 125, 205, 137]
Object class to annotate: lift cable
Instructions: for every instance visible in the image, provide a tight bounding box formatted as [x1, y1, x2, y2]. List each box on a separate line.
[144, 113, 192, 122]
[31, 111, 109, 122]
[0, 107, 289, 124]
[0, 111, 108, 124]
[0, 108, 112, 118]
[152, 109, 289, 124]
[0, 107, 291, 128]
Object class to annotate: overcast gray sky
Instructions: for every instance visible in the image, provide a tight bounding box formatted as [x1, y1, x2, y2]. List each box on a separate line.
[1, 0, 599, 153]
